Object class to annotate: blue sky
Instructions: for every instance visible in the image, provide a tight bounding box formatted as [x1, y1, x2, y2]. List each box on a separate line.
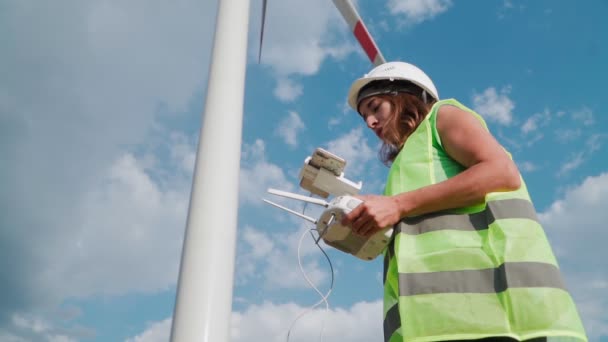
[1, 0, 607, 341]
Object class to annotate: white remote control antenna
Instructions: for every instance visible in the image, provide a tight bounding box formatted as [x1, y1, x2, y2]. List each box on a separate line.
[263, 189, 392, 260]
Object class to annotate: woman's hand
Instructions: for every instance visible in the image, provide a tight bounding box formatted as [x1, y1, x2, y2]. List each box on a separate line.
[342, 195, 403, 237]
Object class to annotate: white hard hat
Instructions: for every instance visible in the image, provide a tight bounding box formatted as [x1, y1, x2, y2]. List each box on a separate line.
[347, 61, 439, 111]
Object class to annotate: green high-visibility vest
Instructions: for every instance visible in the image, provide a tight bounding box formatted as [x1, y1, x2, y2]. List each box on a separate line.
[382, 99, 587, 342]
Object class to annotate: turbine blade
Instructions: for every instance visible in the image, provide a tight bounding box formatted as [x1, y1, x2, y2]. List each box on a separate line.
[258, 0, 268, 63]
[331, 0, 386, 66]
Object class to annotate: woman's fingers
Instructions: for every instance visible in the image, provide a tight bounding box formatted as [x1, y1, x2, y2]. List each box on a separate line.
[343, 197, 390, 236]
[343, 201, 364, 225]
[351, 213, 373, 236]
[360, 221, 379, 237]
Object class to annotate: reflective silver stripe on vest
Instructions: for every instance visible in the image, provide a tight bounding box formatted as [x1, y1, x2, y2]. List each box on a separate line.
[398, 261, 565, 296]
[383, 303, 401, 342]
[396, 198, 538, 235]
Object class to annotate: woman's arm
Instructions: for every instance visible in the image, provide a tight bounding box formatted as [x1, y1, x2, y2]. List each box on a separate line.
[343, 104, 521, 237]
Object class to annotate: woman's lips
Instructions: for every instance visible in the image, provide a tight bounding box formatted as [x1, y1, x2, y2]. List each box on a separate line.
[374, 127, 383, 138]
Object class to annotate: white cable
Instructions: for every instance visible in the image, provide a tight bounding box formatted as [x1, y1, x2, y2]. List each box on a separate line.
[285, 228, 332, 342]
[303, 201, 334, 342]
[285, 201, 335, 342]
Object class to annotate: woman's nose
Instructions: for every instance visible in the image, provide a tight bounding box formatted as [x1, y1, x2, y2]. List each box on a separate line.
[366, 115, 377, 129]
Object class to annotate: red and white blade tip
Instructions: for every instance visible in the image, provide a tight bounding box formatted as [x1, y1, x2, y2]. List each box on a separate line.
[332, 0, 386, 66]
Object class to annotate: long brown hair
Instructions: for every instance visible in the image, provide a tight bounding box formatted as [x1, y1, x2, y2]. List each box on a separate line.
[377, 93, 436, 165]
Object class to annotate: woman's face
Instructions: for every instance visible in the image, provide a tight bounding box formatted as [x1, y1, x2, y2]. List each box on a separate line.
[358, 96, 393, 141]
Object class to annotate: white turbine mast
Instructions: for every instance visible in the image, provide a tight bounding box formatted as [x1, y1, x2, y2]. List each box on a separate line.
[170, 1, 384, 341]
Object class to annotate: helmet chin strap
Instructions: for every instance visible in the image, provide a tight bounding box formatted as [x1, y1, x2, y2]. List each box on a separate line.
[422, 90, 428, 104]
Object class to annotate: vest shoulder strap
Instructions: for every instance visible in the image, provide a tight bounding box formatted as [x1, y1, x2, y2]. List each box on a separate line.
[427, 98, 490, 150]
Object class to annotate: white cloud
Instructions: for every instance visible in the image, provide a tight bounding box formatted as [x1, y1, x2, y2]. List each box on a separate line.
[519, 109, 551, 148]
[265, 249, 328, 289]
[125, 318, 171, 342]
[240, 139, 294, 205]
[325, 127, 376, 178]
[327, 100, 356, 129]
[0, 332, 27, 342]
[497, 0, 527, 19]
[274, 78, 304, 102]
[328, 116, 343, 127]
[521, 108, 551, 134]
[524, 133, 544, 147]
[2, 129, 326, 338]
[558, 134, 604, 176]
[169, 132, 196, 174]
[0, 122, 199, 337]
[275, 111, 306, 146]
[238, 142, 330, 288]
[127, 300, 382, 342]
[254, 0, 348, 75]
[558, 153, 585, 176]
[548, 108, 593, 143]
[243, 226, 275, 259]
[539, 173, 608, 339]
[0, 0, 218, 325]
[232, 300, 383, 342]
[237, 226, 274, 283]
[60, 152, 188, 297]
[472, 86, 515, 125]
[520, 121, 538, 137]
[251, 0, 354, 101]
[253, 0, 454, 102]
[388, 0, 453, 25]
[236, 223, 329, 290]
[572, 107, 595, 126]
[4, 313, 93, 342]
[517, 161, 538, 173]
[555, 128, 582, 143]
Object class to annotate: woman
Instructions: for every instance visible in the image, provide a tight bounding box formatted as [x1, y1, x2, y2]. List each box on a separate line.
[341, 61, 587, 342]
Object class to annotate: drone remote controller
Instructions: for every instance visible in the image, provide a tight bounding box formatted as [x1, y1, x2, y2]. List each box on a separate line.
[262, 148, 392, 260]
[317, 196, 393, 260]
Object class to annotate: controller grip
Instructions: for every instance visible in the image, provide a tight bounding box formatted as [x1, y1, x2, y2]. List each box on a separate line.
[346, 197, 362, 209]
